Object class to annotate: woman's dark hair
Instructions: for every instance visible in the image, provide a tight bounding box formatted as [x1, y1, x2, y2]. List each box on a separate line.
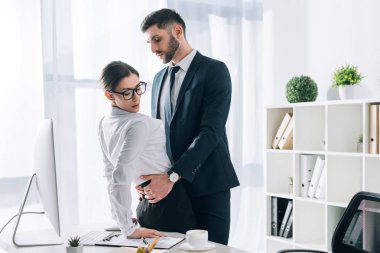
[141, 8, 186, 35]
[100, 61, 139, 91]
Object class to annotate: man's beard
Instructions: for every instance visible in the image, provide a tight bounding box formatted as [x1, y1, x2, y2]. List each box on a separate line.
[163, 35, 180, 63]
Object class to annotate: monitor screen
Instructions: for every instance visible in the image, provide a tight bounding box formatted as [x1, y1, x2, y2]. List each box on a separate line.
[11, 119, 62, 247]
[34, 119, 61, 236]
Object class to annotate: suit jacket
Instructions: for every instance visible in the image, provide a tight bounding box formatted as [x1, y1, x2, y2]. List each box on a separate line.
[151, 52, 240, 197]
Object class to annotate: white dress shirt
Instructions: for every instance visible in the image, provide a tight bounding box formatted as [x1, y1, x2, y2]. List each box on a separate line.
[98, 106, 171, 236]
[159, 49, 197, 122]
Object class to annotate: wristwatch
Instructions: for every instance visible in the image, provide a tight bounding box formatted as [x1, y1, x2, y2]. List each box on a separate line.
[168, 171, 180, 183]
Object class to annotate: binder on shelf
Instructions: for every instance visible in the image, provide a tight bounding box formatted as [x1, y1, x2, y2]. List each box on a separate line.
[308, 156, 325, 198]
[272, 113, 292, 149]
[378, 105, 380, 154]
[282, 210, 293, 238]
[271, 197, 288, 236]
[369, 104, 378, 154]
[314, 162, 326, 199]
[347, 211, 363, 247]
[271, 197, 278, 236]
[342, 211, 360, 245]
[278, 116, 294, 150]
[355, 230, 363, 249]
[300, 154, 318, 197]
[278, 201, 293, 237]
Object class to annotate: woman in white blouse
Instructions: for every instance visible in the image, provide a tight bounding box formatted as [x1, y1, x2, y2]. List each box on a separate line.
[98, 61, 197, 239]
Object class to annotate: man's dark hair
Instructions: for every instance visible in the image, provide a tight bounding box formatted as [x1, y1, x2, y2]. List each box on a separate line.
[100, 61, 139, 91]
[141, 8, 186, 35]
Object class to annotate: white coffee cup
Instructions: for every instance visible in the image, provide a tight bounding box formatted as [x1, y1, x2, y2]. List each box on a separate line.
[186, 229, 208, 249]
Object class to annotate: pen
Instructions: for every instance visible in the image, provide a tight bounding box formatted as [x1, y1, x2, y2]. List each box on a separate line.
[104, 233, 120, 241]
[147, 238, 159, 252]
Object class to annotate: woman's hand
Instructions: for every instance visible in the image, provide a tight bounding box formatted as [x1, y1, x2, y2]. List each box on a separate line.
[127, 228, 164, 239]
[140, 174, 174, 203]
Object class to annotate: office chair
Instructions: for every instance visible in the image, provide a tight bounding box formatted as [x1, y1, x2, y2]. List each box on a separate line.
[278, 191, 380, 253]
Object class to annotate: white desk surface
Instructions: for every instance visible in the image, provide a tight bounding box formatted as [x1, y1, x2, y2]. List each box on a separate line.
[0, 225, 251, 253]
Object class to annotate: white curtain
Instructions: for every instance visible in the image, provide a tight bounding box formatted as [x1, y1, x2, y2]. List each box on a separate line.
[39, 0, 264, 251]
[0, 0, 44, 229]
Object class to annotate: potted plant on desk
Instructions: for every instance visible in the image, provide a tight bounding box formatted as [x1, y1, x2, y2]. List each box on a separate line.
[332, 64, 364, 99]
[66, 236, 83, 253]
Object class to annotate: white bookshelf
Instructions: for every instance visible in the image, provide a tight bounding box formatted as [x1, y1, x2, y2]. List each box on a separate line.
[265, 99, 380, 253]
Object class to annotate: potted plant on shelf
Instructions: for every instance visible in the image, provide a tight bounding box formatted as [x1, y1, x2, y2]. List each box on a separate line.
[66, 236, 83, 253]
[286, 75, 318, 103]
[332, 64, 364, 100]
[288, 176, 293, 194]
[357, 134, 363, 153]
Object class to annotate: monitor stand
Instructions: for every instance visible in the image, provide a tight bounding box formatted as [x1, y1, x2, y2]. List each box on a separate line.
[12, 173, 63, 247]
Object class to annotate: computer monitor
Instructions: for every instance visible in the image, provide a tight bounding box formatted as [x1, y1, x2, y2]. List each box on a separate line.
[12, 119, 62, 247]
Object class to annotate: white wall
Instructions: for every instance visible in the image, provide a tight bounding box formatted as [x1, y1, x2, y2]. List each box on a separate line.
[263, 0, 380, 104]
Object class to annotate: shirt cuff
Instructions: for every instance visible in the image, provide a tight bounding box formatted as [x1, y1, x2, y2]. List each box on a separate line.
[120, 221, 139, 237]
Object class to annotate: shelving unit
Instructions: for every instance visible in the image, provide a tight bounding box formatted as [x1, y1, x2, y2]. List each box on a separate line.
[265, 99, 380, 253]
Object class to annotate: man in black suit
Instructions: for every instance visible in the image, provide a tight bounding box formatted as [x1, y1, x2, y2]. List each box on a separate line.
[138, 8, 240, 245]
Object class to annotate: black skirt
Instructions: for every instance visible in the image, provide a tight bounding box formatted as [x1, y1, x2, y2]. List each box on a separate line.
[136, 181, 198, 234]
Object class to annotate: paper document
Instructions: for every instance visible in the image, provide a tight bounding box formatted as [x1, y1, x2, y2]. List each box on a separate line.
[107, 247, 167, 253]
[95, 234, 184, 249]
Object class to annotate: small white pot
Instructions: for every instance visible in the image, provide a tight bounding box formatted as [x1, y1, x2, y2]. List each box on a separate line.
[66, 245, 84, 253]
[338, 85, 357, 99]
[288, 184, 293, 194]
[357, 143, 363, 153]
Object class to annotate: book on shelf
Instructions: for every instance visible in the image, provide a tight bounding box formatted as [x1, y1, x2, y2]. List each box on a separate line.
[307, 156, 325, 198]
[271, 197, 290, 237]
[272, 112, 292, 149]
[369, 104, 378, 154]
[314, 162, 326, 199]
[299, 154, 318, 198]
[278, 201, 293, 237]
[282, 209, 293, 238]
[278, 116, 294, 150]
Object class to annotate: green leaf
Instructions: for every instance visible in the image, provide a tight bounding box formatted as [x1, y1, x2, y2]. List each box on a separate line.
[332, 64, 363, 87]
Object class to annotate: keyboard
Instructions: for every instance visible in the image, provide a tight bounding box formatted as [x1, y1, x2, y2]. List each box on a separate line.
[80, 231, 118, 246]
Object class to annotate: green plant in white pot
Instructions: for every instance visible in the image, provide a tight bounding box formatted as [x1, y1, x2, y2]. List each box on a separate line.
[66, 236, 83, 253]
[332, 64, 364, 100]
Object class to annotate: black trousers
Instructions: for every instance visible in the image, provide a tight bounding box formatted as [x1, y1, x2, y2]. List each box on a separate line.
[191, 190, 231, 245]
[136, 181, 198, 234]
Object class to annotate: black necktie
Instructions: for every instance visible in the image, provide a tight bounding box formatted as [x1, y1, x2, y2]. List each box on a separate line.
[164, 66, 180, 162]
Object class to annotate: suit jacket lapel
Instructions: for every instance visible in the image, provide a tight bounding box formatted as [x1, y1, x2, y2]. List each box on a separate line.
[173, 52, 203, 117]
[152, 67, 169, 118]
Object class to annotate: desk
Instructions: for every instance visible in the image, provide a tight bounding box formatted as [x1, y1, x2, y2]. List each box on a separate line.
[0, 226, 251, 253]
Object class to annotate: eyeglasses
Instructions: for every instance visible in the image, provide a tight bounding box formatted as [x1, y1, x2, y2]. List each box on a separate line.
[110, 82, 147, 100]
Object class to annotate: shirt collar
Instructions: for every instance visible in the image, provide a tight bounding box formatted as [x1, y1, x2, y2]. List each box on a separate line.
[169, 49, 197, 72]
[111, 106, 132, 116]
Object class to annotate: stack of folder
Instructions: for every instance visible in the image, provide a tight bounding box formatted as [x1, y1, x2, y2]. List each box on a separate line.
[272, 113, 294, 150]
[369, 104, 380, 154]
[299, 155, 326, 199]
[271, 197, 293, 238]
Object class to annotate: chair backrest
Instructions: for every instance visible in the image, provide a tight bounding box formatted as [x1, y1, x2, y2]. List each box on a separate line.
[332, 191, 380, 253]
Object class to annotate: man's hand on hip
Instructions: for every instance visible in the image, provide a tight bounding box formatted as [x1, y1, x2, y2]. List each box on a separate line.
[140, 174, 174, 203]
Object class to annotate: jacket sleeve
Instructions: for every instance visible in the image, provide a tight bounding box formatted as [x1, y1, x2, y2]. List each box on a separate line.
[171, 61, 232, 182]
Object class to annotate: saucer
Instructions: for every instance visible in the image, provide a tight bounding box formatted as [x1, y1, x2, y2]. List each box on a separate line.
[178, 242, 215, 251]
